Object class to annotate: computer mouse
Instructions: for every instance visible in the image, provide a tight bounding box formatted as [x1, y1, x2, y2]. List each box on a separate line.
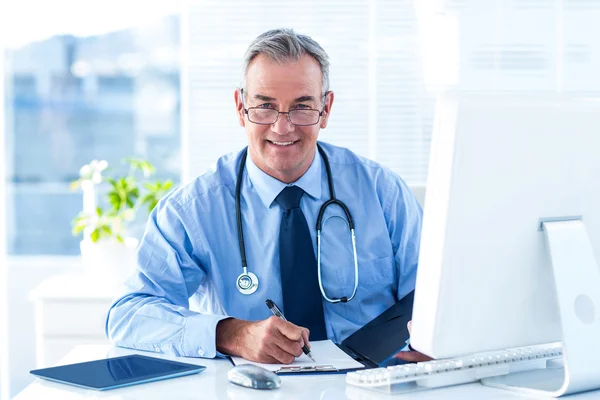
[227, 364, 281, 390]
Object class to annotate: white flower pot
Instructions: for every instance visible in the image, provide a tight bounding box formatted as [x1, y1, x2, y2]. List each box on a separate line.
[80, 237, 139, 285]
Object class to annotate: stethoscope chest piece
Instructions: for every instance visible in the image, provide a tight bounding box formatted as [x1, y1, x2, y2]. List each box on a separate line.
[236, 271, 259, 295]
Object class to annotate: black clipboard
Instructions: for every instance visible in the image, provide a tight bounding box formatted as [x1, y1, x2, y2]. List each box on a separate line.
[338, 290, 414, 368]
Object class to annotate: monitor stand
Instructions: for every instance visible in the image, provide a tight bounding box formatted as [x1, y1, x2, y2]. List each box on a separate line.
[482, 219, 600, 397]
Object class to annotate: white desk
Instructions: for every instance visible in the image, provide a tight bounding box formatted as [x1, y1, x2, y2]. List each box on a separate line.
[14, 345, 600, 399]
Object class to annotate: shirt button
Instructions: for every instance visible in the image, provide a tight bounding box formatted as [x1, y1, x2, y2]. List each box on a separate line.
[197, 348, 205, 356]
[154, 347, 160, 352]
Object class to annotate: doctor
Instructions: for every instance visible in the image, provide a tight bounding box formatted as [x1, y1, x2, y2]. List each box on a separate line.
[106, 28, 424, 364]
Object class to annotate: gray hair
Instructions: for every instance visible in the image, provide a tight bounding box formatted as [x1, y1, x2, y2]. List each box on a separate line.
[242, 28, 330, 98]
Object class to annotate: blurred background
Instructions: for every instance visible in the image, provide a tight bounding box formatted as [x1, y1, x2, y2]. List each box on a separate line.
[2, 0, 600, 397]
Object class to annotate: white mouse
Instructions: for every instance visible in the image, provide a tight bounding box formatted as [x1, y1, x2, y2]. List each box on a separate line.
[227, 364, 281, 390]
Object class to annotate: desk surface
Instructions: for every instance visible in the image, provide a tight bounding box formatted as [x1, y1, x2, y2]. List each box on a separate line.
[14, 345, 600, 400]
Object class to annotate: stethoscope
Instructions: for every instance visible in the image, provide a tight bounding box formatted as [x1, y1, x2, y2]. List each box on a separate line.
[235, 143, 359, 303]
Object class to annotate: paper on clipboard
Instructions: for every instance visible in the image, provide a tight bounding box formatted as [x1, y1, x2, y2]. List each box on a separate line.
[230, 340, 365, 373]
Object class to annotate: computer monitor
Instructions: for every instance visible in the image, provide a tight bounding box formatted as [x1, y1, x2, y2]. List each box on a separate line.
[411, 92, 600, 396]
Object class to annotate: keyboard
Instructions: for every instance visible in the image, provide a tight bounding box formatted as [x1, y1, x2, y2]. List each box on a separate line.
[346, 343, 563, 394]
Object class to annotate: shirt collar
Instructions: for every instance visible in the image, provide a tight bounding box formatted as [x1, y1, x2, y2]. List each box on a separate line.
[245, 146, 323, 208]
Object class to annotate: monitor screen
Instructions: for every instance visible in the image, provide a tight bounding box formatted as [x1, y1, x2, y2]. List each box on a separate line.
[412, 93, 600, 359]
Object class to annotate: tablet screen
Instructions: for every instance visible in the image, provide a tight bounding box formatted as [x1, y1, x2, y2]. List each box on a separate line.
[30, 355, 206, 390]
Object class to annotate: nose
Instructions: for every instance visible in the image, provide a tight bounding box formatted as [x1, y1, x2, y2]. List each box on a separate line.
[271, 112, 294, 136]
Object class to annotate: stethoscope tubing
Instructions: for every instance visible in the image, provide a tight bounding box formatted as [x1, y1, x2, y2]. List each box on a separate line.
[235, 143, 359, 302]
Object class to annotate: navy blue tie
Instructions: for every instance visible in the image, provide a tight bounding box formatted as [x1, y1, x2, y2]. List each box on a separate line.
[275, 186, 327, 340]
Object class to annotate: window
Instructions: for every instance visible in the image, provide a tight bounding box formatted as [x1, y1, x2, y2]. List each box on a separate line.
[4, 8, 182, 255]
[5, 1, 600, 255]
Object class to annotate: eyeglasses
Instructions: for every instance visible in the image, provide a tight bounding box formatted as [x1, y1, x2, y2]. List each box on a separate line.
[240, 89, 326, 127]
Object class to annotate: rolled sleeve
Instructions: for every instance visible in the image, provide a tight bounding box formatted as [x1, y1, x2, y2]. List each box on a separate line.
[106, 194, 224, 358]
[182, 313, 230, 358]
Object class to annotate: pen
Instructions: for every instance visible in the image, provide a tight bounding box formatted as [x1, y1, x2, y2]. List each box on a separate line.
[265, 299, 316, 362]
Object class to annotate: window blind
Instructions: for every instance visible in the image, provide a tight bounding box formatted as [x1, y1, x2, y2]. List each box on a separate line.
[447, 0, 600, 93]
[182, 0, 433, 186]
[182, 0, 600, 186]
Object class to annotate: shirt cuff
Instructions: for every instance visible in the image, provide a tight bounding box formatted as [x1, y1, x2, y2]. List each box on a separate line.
[182, 313, 230, 358]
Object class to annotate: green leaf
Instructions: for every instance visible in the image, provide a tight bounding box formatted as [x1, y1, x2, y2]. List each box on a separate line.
[91, 229, 100, 243]
[126, 158, 156, 178]
[72, 219, 89, 235]
[72, 225, 85, 235]
[71, 212, 91, 236]
[96, 206, 102, 216]
[148, 200, 158, 213]
[140, 193, 153, 204]
[115, 235, 124, 244]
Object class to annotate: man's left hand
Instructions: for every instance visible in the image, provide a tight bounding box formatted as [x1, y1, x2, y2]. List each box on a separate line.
[392, 320, 433, 363]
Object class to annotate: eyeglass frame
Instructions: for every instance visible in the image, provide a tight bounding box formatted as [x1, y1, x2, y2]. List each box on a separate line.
[239, 88, 329, 127]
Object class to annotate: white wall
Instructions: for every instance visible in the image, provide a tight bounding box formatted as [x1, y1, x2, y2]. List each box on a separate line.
[410, 184, 426, 209]
[6, 258, 79, 398]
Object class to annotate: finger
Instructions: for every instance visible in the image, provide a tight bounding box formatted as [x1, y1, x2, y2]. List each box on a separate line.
[268, 341, 298, 364]
[301, 328, 311, 350]
[271, 333, 304, 358]
[265, 322, 304, 358]
[275, 318, 305, 342]
[393, 351, 433, 363]
[251, 330, 298, 364]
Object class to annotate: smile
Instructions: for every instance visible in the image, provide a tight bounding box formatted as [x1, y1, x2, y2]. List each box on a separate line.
[269, 140, 297, 146]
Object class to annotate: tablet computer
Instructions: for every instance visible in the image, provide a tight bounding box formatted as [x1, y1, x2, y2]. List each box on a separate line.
[30, 354, 206, 391]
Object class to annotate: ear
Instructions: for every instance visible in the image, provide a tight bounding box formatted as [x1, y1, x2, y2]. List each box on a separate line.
[319, 91, 334, 129]
[234, 89, 246, 127]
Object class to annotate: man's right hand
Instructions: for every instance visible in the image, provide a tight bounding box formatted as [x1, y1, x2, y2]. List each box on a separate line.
[216, 317, 310, 364]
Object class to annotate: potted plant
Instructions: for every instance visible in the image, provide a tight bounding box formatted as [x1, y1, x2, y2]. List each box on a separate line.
[70, 158, 174, 283]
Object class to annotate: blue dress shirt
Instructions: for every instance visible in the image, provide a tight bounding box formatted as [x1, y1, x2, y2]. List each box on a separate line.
[106, 141, 423, 359]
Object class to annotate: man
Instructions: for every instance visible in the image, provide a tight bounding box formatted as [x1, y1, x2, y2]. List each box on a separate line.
[106, 28, 423, 364]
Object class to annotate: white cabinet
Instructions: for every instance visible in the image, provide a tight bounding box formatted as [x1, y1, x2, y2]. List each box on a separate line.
[29, 274, 118, 368]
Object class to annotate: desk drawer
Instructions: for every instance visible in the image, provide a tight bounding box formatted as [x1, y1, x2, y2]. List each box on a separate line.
[39, 299, 113, 336]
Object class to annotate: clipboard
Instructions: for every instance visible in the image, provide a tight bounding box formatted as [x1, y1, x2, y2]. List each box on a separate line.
[228, 360, 363, 376]
[229, 340, 366, 375]
[338, 290, 414, 368]
[275, 364, 354, 375]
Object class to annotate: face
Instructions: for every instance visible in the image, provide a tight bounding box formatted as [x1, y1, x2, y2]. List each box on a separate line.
[235, 54, 334, 183]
